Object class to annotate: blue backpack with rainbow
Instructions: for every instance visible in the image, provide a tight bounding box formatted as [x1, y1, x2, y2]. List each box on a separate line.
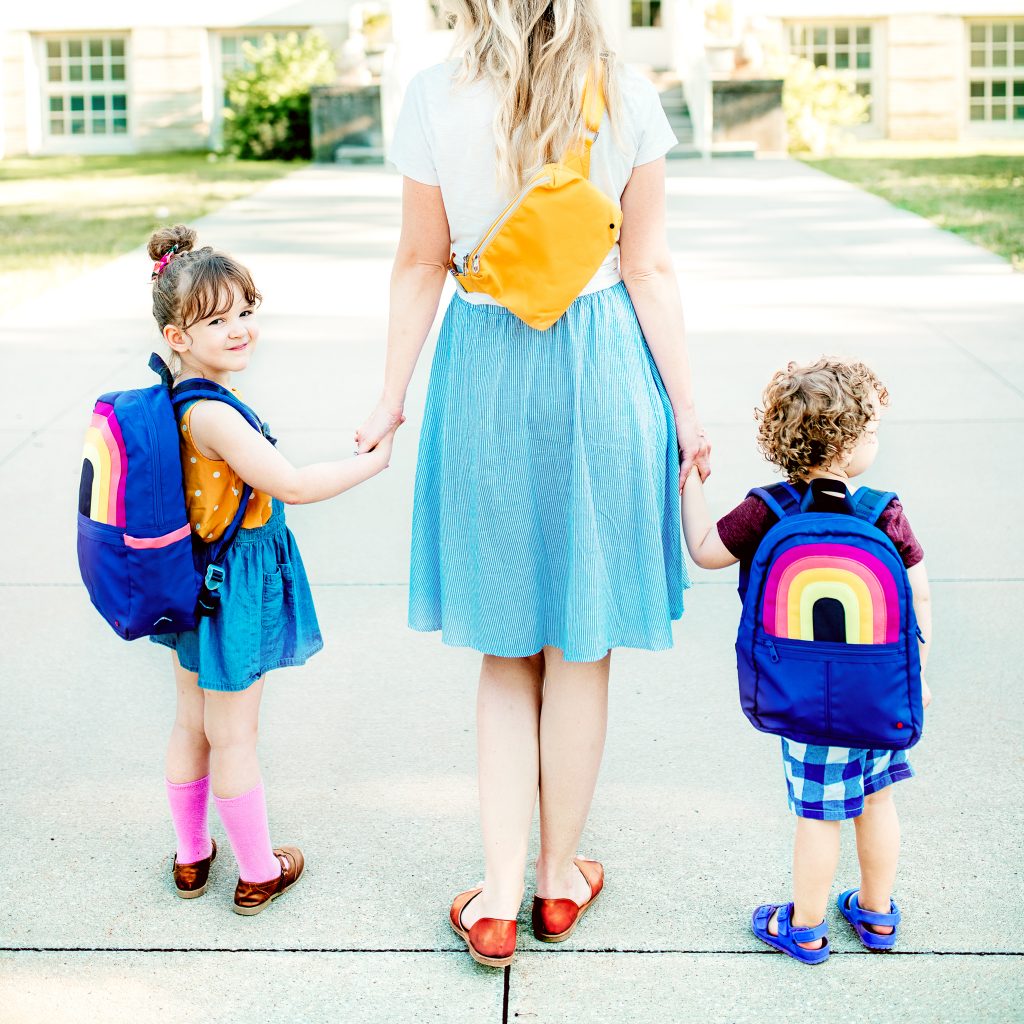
[77, 354, 264, 640]
[736, 481, 924, 751]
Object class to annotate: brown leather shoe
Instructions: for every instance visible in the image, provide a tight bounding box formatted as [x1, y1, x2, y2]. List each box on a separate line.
[172, 839, 217, 899]
[532, 858, 604, 942]
[449, 888, 517, 968]
[233, 846, 305, 916]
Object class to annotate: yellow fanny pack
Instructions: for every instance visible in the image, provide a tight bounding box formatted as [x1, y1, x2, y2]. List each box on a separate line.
[448, 77, 623, 332]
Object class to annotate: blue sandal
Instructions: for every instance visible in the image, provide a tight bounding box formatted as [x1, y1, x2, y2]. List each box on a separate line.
[837, 889, 901, 950]
[751, 902, 830, 965]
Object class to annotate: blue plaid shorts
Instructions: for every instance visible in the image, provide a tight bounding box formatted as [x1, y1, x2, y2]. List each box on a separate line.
[781, 738, 915, 820]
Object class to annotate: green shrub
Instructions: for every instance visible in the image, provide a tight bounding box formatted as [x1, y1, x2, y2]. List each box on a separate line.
[782, 56, 870, 155]
[223, 32, 336, 160]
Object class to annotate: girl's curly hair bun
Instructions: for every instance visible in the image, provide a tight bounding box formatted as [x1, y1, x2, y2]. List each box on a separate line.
[147, 224, 197, 262]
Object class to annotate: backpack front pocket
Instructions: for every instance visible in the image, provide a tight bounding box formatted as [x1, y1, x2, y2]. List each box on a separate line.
[741, 633, 917, 749]
[77, 513, 130, 637]
[827, 644, 917, 749]
[746, 635, 829, 741]
[124, 525, 199, 637]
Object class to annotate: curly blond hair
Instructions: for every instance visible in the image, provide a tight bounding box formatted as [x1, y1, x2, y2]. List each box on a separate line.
[756, 358, 889, 481]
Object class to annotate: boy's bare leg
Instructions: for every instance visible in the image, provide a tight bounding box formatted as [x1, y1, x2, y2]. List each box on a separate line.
[851, 787, 900, 934]
[769, 818, 841, 949]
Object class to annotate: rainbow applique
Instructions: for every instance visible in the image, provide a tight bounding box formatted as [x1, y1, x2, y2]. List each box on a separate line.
[761, 543, 899, 645]
[81, 401, 127, 527]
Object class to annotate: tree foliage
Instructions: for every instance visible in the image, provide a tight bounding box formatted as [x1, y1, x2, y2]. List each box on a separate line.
[783, 57, 870, 155]
[223, 32, 336, 160]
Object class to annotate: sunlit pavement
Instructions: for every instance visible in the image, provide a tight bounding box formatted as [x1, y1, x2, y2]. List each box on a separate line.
[1, 160, 1022, 1023]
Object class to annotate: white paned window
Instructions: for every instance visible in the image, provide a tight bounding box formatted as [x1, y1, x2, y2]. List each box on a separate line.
[631, 1, 662, 29]
[788, 23, 876, 119]
[43, 36, 128, 138]
[967, 21, 1024, 125]
[219, 30, 300, 83]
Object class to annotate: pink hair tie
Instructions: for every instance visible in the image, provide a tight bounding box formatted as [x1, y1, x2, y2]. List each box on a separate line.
[151, 244, 180, 280]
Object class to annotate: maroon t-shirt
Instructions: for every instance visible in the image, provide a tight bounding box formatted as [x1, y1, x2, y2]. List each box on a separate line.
[717, 482, 924, 572]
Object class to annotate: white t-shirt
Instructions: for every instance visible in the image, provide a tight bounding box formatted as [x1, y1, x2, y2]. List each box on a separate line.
[389, 61, 677, 305]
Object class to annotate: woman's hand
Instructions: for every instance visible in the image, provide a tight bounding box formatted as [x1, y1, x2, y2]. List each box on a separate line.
[676, 409, 711, 491]
[921, 676, 932, 710]
[360, 422, 401, 473]
[355, 399, 404, 455]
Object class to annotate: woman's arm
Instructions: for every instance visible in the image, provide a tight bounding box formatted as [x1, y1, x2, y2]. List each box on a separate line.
[189, 401, 397, 505]
[619, 157, 710, 485]
[355, 177, 450, 453]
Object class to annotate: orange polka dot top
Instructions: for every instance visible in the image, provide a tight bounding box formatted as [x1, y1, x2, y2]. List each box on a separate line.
[179, 398, 273, 543]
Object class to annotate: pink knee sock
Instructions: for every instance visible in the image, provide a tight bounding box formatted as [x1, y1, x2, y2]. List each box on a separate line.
[213, 782, 282, 884]
[165, 776, 213, 864]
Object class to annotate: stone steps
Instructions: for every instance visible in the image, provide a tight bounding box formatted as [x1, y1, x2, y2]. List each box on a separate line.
[645, 69, 699, 158]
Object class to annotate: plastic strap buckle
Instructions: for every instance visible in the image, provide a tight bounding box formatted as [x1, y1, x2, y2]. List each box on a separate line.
[204, 563, 226, 591]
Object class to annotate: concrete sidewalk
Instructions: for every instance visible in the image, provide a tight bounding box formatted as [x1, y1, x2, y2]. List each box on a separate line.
[1, 160, 1022, 1024]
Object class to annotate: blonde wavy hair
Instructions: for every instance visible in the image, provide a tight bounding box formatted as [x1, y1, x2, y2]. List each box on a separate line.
[756, 358, 889, 481]
[442, 0, 620, 195]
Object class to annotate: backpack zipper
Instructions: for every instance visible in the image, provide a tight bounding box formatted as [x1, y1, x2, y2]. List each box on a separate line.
[464, 173, 553, 274]
[759, 636, 903, 658]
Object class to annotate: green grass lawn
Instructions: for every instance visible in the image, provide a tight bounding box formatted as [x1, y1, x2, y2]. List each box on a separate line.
[0, 152, 303, 313]
[803, 153, 1024, 269]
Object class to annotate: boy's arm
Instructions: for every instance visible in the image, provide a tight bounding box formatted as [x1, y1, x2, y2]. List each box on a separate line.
[681, 467, 739, 570]
[907, 561, 932, 706]
[189, 401, 397, 505]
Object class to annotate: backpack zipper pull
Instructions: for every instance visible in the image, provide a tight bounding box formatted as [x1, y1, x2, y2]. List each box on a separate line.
[765, 638, 779, 663]
[916, 625, 926, 644]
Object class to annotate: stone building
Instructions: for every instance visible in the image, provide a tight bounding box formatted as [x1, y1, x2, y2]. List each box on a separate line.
[741, 0, 1024, 141]
[2, 1, 1022, 158]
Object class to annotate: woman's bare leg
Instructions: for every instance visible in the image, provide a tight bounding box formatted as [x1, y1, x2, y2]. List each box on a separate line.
[459, 653, 544, 928]
[535, 648, 610, 904]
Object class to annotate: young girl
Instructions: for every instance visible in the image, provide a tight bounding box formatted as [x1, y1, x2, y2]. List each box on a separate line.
[147, 225, 397, 915]
[681, 358, 932, 964]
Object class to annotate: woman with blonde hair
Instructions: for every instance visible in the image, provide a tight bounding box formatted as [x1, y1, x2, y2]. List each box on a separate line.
[356, 0, 710, 966]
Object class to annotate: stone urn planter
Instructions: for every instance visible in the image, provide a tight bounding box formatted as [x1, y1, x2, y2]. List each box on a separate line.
[706, 40, 737, 76]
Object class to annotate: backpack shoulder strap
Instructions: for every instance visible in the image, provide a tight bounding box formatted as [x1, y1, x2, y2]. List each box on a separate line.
[736, 482, 801, 602]
[850, 486, 898, 526]
[746, 481, 802, 522]
[168, 378, 272, 616]
[170, 379, 263, 434]
[149, 352, 174, 389]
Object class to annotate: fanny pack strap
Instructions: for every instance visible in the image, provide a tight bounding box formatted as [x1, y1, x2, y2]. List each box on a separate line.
[563, 68, 605, 179]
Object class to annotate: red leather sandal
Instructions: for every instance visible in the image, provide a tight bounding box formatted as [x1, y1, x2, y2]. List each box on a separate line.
[532, 858, 604, 942]
[449, 888, 517, 968]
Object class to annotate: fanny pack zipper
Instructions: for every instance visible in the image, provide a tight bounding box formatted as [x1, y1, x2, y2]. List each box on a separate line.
[457, 173, 553, 275]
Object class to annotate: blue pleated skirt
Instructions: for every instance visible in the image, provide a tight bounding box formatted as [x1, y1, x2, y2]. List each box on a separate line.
[408, 282, 688, 663]
[151, 500, 323, 691]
